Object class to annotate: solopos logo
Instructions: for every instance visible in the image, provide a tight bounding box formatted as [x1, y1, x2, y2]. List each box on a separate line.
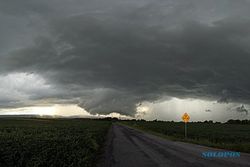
[202, 151, 240, 158]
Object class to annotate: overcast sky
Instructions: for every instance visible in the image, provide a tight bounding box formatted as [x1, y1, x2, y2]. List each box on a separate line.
[1, 0, 250, 121]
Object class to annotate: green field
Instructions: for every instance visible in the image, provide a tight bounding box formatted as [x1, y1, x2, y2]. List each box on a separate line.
[0, 118, 111, 167]
[121, 120, 250, 153]
[1, 117, 249, 167]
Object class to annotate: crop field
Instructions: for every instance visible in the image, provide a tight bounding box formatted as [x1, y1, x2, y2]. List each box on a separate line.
[121, 120, 250, 153]
[0, 118, 111, 167]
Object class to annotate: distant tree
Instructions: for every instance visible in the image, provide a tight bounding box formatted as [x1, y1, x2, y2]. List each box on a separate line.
[102, 117, 119, 121]
[137, 119, 146, 122]
[203, 120, 213, 123]
[226, 119, 250, 124]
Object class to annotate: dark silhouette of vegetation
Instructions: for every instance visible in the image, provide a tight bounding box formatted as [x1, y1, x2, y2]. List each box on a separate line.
[102, 117, 119, 122]
[226, 119, 250, 124]
[0, 118, 111, 167]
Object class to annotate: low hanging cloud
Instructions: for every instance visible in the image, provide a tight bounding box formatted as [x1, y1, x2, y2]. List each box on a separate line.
[236, 105, 248, 115]
[1, 0, 250, 116]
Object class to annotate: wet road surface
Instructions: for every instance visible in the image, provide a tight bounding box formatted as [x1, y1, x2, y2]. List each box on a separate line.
[99, 124, 250, 167]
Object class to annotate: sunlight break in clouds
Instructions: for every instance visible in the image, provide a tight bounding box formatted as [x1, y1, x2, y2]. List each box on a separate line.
[1, 104, 90, 117]
[137, 98, 250, 122]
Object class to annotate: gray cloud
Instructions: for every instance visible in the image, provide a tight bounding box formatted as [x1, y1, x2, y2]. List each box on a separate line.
[236, 105, 248, 115]
[1, 0, 250, 115]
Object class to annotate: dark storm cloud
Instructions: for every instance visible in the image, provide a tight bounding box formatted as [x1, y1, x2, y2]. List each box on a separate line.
[1, 0, 250, 115]
[0, 0, 51, 16]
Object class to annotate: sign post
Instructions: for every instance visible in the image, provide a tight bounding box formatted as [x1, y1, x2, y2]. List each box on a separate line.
[182, 113, 190, 139]
[185, 121, 187, 139]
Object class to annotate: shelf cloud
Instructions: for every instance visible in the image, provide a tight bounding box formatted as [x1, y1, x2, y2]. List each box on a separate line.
[1, 0, 250, 116]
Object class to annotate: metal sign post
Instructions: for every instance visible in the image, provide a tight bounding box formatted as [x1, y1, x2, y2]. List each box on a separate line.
[182, 112, 190, 139]
[185, 122, 187, 139]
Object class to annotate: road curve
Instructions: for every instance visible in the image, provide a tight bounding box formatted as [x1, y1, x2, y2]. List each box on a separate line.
[98, 124, 250, 167]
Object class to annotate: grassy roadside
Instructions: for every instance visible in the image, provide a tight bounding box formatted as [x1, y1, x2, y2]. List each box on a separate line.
[119, 121, 250, 153]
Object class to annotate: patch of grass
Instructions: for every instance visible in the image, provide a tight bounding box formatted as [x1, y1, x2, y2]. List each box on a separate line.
[120, 120, 250, 153]
[0, 118, 111, 167]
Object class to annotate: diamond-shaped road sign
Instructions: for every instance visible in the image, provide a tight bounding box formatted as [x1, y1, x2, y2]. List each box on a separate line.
[182, 113, 190, 123]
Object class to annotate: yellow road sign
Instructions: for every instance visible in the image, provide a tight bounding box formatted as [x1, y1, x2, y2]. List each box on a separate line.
[182, 113, 190, 123]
